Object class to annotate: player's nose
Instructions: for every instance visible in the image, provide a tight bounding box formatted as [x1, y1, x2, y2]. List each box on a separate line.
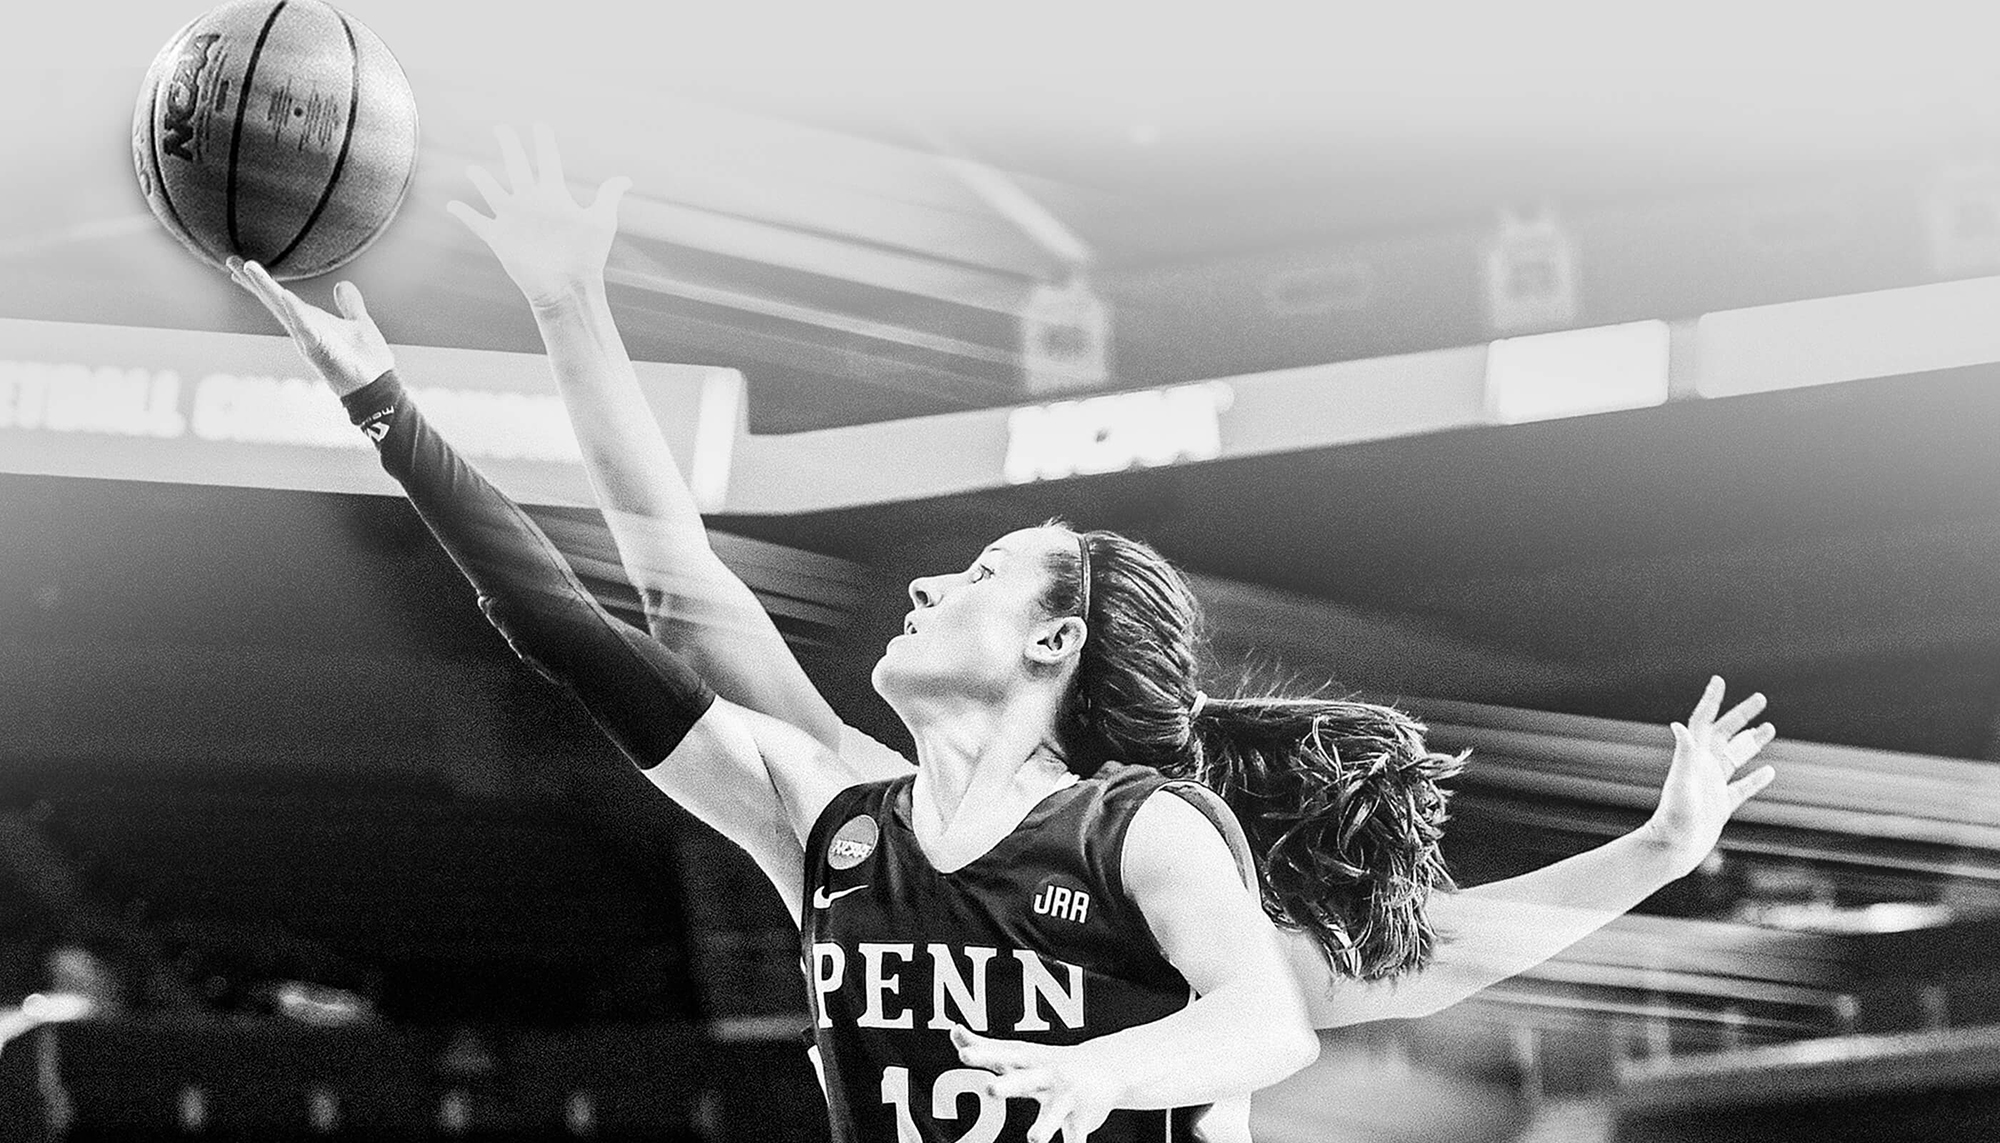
[908, 575, 945, 608]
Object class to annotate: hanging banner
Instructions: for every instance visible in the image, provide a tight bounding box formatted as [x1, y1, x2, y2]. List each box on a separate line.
[0, 318, 728, 507]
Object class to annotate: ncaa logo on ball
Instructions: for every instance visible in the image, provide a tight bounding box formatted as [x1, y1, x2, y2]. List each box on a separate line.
[161, 33, 224, 163]
[827, 815, 879, 871]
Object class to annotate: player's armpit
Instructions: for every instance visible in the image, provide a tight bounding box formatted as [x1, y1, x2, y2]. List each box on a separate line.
[650, 698, 888, 875]
[645, 698, 814, 919]
[736, 703, 886, 845]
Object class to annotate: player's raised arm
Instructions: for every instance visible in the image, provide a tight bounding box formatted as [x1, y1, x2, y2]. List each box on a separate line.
[445, 124, 858, 758]
[1292, 677, 1778, 1028]
[226, 259, 857, 919]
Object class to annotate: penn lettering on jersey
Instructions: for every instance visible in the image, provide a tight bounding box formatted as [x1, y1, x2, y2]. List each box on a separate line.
[810, 941, 1084, 1034]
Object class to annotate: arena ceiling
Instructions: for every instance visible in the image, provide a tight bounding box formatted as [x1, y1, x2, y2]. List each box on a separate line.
[13, 1, 2000, 423]
[11, 0, 2000, 755]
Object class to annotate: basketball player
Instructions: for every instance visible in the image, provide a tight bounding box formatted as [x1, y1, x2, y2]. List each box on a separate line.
[436, 124, 1781, 1020]
[230, 263, 1322, 1141]
[226, 129, 1777, 1139]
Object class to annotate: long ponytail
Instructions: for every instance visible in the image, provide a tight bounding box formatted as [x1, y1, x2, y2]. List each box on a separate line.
[1042, 524, 1463, 981]
[1191, 695, 1463, 980]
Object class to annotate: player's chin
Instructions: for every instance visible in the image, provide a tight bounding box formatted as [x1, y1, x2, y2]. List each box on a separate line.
[868, 650, 907, 699]
[870, 646, 943, 704]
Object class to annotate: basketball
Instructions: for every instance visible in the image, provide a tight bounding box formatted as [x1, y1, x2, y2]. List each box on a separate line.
[132, 0, 419, 280]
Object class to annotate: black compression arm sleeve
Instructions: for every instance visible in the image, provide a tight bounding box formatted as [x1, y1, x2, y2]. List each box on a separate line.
[341, 372, 714, 768]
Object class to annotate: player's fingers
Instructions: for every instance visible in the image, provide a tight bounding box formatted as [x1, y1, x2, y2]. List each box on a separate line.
[246, 261, 312, 328]
[229, 258, 300, 331]
[224, 254, 267, 300]
[956, 1037, 1026, 1074]
[463, 164, 509, 213]
[1724, 723, 1777, 770]
[22, 993, 91, 1022]
[1062, 1108, 1101, 1143]
[1689, 675, 1725, 732]
[532, 122, 566, 193]
[1712, 691, 1767, 739]
[1669, 722, 1693, 755]
[985, 1068, 1053, 1101]
[592, 175, 633, 221]
[949, 1023, 1002, 1050]
[332, 281, 371, 325]
[1728, 765, 1776, 811]
[240, 258, 286, 301]
[950, 1025, 1009, 1070]
[1025, 1092, 1071, 1143]
[494, 124, 534, 192]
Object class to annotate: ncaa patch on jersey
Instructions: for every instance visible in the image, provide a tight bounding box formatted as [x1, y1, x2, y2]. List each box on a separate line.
[827, 815, 879, 871]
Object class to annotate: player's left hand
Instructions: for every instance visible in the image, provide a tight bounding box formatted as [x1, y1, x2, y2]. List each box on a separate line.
[952, 1025, 1114, 1143]
[447, 123, 631, 310]
[227, 257, 394, 396]
[1640, 676, 1777, 877]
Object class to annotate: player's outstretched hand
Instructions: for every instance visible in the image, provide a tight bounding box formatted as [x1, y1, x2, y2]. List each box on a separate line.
[1641, 676, 1778, 877]
[227, 258, 393, 397]
[952, 1024, 1114, 1143]
[447, 123, 631, 310]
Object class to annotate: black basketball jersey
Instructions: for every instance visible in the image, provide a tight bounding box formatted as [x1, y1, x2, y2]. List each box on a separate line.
[801, 762, 1239, 1143]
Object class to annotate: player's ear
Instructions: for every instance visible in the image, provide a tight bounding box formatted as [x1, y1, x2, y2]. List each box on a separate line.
[1026, 615, 1086, 666]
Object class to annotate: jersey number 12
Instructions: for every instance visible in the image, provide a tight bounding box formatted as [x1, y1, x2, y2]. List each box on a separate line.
[881, 1065, 1005, 1143]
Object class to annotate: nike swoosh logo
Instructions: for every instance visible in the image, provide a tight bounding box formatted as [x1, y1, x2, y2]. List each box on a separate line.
[812, 884, 869, 909]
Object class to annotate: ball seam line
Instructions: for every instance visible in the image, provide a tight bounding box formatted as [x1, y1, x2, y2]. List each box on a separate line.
[225, 0, 291, 257]
[269, 7, 364, 273]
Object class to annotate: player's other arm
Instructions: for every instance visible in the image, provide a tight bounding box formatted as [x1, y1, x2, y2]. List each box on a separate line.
[1292, 677, 1778, 1028]
[954, 792, 1317, 1141]
[447, 124, 853, 755]
[1101, 792, 1320, 1096]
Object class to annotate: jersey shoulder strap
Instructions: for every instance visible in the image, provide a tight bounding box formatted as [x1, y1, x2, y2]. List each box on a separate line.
[1083, 763, 1257, 901]
[1157, 780, 1258, 891]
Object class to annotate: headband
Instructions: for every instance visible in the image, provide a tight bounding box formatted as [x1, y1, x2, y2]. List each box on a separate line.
[1075, 532, 1092, 621]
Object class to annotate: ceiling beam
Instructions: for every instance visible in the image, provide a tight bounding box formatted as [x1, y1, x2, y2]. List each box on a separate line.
[415, 154, 1036, 316]
[420, 85, 1081, 280]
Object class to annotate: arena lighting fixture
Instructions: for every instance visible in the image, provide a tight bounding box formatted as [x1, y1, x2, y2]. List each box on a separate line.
[927, 138, 1109, 396]
[1925, 159, 2000, 278]
[1483, 319, 1671, 425]
[1738, 901, 1958, 935]
[1482, 207, 1580, 335]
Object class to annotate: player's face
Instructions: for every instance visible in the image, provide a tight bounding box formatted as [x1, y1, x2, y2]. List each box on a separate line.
[872, 526, 1077, 705]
